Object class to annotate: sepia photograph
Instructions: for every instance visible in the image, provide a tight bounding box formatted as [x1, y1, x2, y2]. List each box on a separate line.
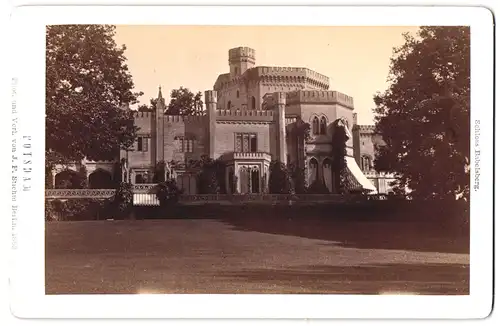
[43, 24, 472, 296]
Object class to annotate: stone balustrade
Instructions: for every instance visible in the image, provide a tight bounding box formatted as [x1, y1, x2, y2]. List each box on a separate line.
[232, 152, 272, 161]
[45, 188, 390, 202]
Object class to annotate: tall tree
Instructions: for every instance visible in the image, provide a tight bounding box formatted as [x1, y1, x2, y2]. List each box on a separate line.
[166, 87, 204, 116]
[137, 98, 157, 112]
[46, 25, 142, 165]
[373, 27, 470, 200]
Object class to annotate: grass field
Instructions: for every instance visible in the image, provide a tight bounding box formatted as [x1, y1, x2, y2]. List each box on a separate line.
[45, 216, 469, 294]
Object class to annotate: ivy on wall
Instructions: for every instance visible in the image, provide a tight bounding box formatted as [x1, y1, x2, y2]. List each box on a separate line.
[332, 120, 349, 194]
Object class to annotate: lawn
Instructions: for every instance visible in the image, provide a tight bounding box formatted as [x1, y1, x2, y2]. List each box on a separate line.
[45, 217, 469, 294]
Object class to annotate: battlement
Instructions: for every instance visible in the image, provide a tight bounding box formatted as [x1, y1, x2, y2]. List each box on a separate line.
[215, 65, 330, 91]
[163, 115, 207, 123]
[249, 66, 329, 88]
[133, 111, 154, 118]
[204, 90, 217, 104]
[353, 124, 376, 133]
[286, 90, 354, 108]
[229, 47, 256, 64]
[215, 109, 274, 122]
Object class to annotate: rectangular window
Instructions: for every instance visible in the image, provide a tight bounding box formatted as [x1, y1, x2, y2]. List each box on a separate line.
[137, 137, 149, 152]
[235, 133, 257, 153]
[250, 134, 257, 152]
[235, 134, 243, 152]
[242, 134, 249, 152]
[137, 137, 143, 151]
[177, 137, 194, 153]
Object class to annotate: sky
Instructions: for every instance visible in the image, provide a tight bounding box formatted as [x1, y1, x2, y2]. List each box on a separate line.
[114, 26, 419, 125]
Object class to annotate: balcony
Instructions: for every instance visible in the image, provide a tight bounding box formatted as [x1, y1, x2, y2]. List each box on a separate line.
[232, 152, 272, 161]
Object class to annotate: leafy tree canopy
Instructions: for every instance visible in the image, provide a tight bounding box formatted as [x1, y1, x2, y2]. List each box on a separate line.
[269, 160, 294, 194]
[137, 98, 157, 112]
[166, 86, 204, 116]
[373, 26, 470, 200]
[46, 25, 143, 165]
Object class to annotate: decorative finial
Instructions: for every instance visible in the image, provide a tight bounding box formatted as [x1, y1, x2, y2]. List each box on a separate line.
[158, 85, 163, 99]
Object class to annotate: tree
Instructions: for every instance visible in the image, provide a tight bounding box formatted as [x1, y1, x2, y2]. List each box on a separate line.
[137, 98, 157, 112]
[46, 25, 142, 165]
[196, 155, 225, 194]
[166, 87, 204, 116]
[373, 27, 470, 200]
[113, 182, 133, 217]
[331, 119, 349, 194]
[268, 160, 293, 194]
[155, 180, 182, 207]
[152, 160, 166, 183]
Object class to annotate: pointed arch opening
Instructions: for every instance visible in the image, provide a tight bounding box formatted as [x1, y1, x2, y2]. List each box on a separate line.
[88, 169, 114, 189]
[312, 116, 320, 135]
[251, 96, 256, 110]
[54, 170, 82, 189]
[322, 158, 333, 193]
[361, 155, 373, 172]
[320, 116, 327, 135]
[308, 157, 319, 185]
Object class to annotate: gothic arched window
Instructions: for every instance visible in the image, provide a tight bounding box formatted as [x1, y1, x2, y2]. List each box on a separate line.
[312, 116, 320, 135]
[320, 116, 327, 135]
[236, 90, 240, 98]
[361, 155, 372, 171]
[251, 96, 256, 110]
[227, 101, 232, 109]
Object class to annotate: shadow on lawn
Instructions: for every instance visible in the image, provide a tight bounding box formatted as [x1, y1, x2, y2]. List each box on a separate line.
[214, 214, 469, 254]
[211, 263, 470, 295]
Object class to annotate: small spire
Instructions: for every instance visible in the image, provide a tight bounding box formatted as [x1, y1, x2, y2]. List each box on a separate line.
[158, 85, 163, 99]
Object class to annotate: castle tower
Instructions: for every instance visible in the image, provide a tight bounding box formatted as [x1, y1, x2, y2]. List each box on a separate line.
[229, 47, 256, 78]
[273, 92, 287, 163]
[154, 86, 165, 163]
[205, 90, 217, 159]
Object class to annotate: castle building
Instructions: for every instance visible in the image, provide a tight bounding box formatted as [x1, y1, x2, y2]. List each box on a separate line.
[120, 47, 395, 195]
[51, 47, 394, 195]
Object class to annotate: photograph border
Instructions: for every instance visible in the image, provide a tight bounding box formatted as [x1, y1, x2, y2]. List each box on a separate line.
[9, 4, 494, 319]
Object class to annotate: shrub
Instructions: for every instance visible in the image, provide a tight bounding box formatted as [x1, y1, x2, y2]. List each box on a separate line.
[113, 182, 133, 218]
[45, 198, 113, 221]
[155, 179, 182, 206]
[153, 160, 166, 183]
[196, 155, 225, 194]
[306, 180, 330, 194]
[268, 160, 293, 194]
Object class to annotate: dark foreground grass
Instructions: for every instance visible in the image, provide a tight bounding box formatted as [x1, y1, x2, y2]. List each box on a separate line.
[45, 218, 469, 295]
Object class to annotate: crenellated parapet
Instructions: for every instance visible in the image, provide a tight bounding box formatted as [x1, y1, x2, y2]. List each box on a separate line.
[229, 47, 256, 64]
[204, 90, 217, 104]
[214, 66, 330, 91]
[353, 124, 376, 134]
[215, 109, 274, 122]
[286, 90, 354, 109]
[133, 111, 154, 118]
[163, 115, 207, 123]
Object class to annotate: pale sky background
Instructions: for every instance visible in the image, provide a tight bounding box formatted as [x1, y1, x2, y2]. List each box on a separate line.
[114, 26, 419, 125]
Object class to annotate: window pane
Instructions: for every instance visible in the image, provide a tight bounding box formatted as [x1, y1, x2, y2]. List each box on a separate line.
[250, 135, 257, 152]
[137, 137, 143, 151]
[243, 134, 249, 152]
[235, 134, 242, 152]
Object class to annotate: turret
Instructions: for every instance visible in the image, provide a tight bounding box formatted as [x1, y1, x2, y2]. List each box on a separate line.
[154, 86, 165, 163]
[229, 47, 256, 78]
[273, 92, 287, 163]
[205, 90, 217, 159]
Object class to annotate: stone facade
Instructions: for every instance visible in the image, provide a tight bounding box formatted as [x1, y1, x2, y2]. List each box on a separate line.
[51, 47, 394, 195]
